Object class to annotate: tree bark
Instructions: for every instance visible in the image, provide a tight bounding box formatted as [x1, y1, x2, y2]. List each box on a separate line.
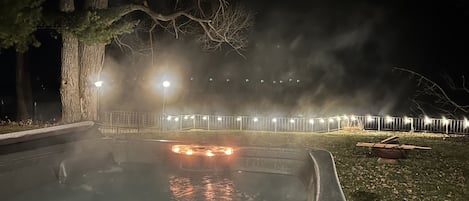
[78, 43, 104, 120]
[75, 0, 107, 121]
[60, 0, 81, 123]
[60, 32, 81, 122]
[15, 52, 31, 121]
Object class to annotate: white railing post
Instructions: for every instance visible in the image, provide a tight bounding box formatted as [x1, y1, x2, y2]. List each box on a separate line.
[377, 116, 381, 131]
[240, 117, 243, 131]
[446, 120, 449, 134]
[410, 119, 414, 132]
[180, 115, 183, 130]
[193, 115, 196, 129]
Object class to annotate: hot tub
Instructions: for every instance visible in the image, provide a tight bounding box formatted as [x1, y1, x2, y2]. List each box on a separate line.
[0, 122, 345, 201]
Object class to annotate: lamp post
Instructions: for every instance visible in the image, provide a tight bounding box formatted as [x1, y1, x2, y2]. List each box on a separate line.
[94, 81, 103, 121]
[161, 81, 170, 130]
[162, 81, 171, 116]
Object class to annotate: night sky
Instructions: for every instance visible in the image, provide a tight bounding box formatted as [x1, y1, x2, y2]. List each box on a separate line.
[1, 0, 469, 120]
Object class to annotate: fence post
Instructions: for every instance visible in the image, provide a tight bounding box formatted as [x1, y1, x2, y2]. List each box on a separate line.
[207, 116, 210, 130]
[110, 112, 113, 127]
[137, 111, 140, 133]
[410, 119, 414, 132]
[377, 116, 381, 131]
[240, 117, 243, 131]
[311, 121, 314, 132]
[327, 121, 330, 133]
[193, 116, 196, 129]
[446, 120, 449, 134]
[337, 119, 340, 130]
[180, 115, 183, 130]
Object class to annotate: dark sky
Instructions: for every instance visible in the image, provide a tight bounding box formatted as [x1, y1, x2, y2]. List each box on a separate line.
[1, 0, 469, 120]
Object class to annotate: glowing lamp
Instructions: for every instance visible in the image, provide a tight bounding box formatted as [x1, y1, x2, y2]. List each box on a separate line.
[385, 116, 393, 123]
[190, 115, 195, 119]
[217, 117, 222, 121]
[424, 116, 432, 125]
[236, 117, 242, 121]
[185, 149, 193, 155]
[309, 119, 314, 124]
[253, 117, 258, 122]
[94, 81, 103, 88]
[272, 118, 277, 123]
[329, 118, 334, 123]
[290, 119, 295, 124]
[366, 115, 374, 122]
[162, 80, 171, 88]
[404, 116, 412, 124]
[351, 115, 357, 121]
[442, 117, 449, 125]
[203, 116, 208, 120]
[319, 118, 325, 123]
[184, 115, 189, 120]
[167, 116, 172, 121]
[464, 118, 469, 128]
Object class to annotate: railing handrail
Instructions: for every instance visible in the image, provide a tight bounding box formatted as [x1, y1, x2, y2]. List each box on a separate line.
[99, 111, 469, 135]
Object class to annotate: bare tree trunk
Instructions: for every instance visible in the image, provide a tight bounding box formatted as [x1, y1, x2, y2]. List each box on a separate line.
[78, 44, 104, 120]
[59, 0, 107, 122]
[60, 32, 81, 122]
[76, 0, 108, 121]
[15, 52, 30, 121]
[60, 0, 81, 123]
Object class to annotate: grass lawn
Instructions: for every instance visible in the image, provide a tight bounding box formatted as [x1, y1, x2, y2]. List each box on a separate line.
[0, 124, 44, 134]
[124, 130, 469, 201]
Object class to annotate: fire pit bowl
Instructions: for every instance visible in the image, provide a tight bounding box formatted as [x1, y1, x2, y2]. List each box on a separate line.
[372, 147, 408, 159]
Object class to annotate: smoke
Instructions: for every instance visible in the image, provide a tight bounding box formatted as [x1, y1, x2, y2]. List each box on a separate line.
[98, 0, 425, 117]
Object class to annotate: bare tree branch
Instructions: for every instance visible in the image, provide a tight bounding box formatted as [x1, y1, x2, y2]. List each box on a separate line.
[103, 1, 252, 57]
[395, 67, 469, 117]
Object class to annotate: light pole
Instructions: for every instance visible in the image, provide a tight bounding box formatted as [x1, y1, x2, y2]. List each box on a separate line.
[162, 81, 171, 116]
[162, 81, 170, 130]
[94, 81, 103, 121]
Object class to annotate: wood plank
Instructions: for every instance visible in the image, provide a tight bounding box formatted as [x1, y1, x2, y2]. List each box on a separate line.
[356, 142, 431, 150]
[380, 136, 399, 144]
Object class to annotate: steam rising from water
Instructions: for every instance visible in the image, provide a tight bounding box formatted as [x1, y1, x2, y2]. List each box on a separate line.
[100, 0, 424, 116]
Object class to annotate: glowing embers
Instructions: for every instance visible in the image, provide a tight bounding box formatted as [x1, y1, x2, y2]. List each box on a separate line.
[171, 145, 234, 157]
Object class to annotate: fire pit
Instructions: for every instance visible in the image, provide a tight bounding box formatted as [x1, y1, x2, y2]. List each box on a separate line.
[357, 136, 431, 164]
